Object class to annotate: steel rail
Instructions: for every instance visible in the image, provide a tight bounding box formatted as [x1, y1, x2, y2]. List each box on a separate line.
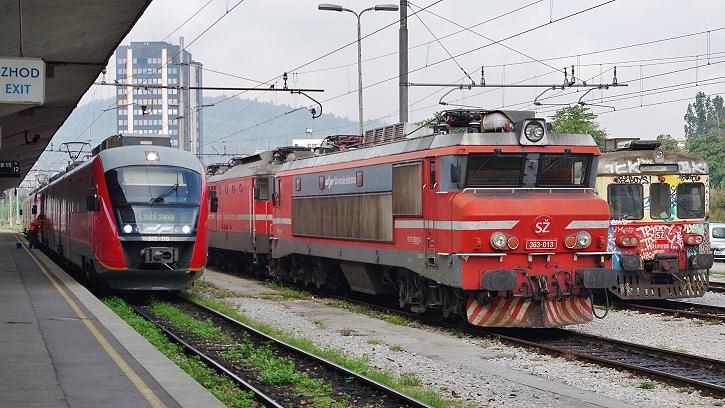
[183, 298, 432, 408]
[327, 294, 725, 396]
[478, 328, 725, 395]
[709, 281, 725, 294]
[209, 271, 725, 396]
[622, 299, 725, 322]
[131, 306, 285, 408]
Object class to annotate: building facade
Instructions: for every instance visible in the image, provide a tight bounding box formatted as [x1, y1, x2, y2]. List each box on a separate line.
[115, 40, 203, 154]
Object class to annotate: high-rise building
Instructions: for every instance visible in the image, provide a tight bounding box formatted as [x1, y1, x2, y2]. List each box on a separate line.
[114, 39, 203, 154]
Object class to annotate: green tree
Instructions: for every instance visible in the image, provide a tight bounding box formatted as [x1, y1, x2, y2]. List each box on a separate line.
[656, 134, 682, 152]
[685, 128, 725, 187]
[549, 105, 607, 150]
[684, 92, 724, 139]
[683, 92, 725, 187]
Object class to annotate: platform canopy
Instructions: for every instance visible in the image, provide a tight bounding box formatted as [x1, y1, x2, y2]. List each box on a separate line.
[0, 0, 152, 191]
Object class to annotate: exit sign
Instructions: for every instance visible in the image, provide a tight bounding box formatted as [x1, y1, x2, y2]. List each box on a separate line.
[0, 58, 45, 105]
[0, 161, 20, 177]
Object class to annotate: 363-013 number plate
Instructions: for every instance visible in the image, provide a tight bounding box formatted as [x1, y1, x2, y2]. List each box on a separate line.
[526, 239, 557, 250]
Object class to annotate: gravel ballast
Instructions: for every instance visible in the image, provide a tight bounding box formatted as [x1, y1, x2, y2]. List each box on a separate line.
[197, 271, 723, 407]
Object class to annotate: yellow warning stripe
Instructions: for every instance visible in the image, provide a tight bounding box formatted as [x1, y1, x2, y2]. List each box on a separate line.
[17, 235, 166, 408]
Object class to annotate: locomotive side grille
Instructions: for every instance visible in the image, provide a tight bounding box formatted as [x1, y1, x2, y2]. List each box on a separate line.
[119, 241, 195, 270]
[363, 123, 410, 145]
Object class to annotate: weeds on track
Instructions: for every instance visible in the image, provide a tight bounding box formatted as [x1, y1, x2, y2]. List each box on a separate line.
[184, 293, 468, 408]
[102, 297, 256, 408]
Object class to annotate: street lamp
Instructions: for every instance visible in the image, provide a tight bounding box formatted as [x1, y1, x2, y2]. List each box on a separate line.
[318, 3, 399, 136]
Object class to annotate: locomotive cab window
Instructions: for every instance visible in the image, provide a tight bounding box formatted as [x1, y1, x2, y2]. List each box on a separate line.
[608, 184, 644, 220]
[676, 182, 705, 219]
[465, 154, 523, 187]
[254, 177, 270, 200]
[537, 154, 591, 186]
[650, 183, 671, 219]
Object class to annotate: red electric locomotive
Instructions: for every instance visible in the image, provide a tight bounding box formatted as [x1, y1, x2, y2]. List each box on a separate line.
[24, 134, 208, 290]
[209, 110, 617, 328]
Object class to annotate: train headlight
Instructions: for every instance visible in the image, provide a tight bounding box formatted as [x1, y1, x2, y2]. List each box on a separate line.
[181, 225, 191, 234]
[576, 231, 592, 248]
[123, 224, 133, 234]
[524, 122, 545, 142]
[490, 232, 508, 250]
[684, 233, 703, 246]
[145, 151, 160, 161]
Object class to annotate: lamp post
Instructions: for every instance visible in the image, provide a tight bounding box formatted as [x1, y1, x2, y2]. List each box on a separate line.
[318, 3, 398, 136]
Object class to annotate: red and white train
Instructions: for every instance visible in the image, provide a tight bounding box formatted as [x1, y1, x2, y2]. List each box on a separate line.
[22, 134, 208, 290]
[208, 110, 617, 328]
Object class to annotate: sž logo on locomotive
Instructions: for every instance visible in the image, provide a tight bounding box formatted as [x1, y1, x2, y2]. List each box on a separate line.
[533, 215, 552, 235]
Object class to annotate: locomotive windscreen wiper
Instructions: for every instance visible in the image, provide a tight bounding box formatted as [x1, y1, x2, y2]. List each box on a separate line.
[150, 183, 179, 204]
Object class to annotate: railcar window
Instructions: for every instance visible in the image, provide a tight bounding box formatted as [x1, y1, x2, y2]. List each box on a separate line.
[537, 155, 590, 186]
[608, 184, 644, 220]
[713, 227, 725, 239]
[650, 183, 671, 219]
[465, 154, 523, 187]
[676, 183, 705, 219]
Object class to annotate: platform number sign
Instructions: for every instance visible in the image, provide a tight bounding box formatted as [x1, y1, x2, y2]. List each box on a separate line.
[0, 161, 20, 177]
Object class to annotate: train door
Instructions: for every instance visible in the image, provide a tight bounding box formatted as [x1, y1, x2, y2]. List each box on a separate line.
[208, 186, 218, 232]
[424, 158, 437, 265]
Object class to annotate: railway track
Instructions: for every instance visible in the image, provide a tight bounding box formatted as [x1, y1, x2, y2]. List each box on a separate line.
[483, 328, 725, 395]
[328, 294, 725, 396]
[710, 281, 725, 294]
[132, 297, 431, 408]
[623, 299, 725, 322]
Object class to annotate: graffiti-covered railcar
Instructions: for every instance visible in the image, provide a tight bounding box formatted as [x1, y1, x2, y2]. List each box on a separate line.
[597, 139, 712, 299]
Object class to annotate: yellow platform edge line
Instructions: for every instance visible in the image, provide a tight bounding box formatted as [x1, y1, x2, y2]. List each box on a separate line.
[17, 235, 167, 408]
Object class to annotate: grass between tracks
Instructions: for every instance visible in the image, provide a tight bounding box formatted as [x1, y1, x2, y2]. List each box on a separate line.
[185, 293, 467, 408]
[102, 298, 256, 408]
[149, 301, 353, 408]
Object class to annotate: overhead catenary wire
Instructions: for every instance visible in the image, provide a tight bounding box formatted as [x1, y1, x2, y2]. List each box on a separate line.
[297, 0, 544, 75]
[408, 1, 561, 73]
[221, 0, 617, 143]
[160, 0, 215, 42]
[410, 5, 474, 84]
[518, 57, 725, 110]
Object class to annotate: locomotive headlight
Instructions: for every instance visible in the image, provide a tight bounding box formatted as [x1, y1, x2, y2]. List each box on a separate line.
[576, 231, 592, 248]
[490, 232, 508, 250]
[145, 151, 160, 161]
[524, 122, 545, 142]
[123, 224, 133, 234]
[181, 225, 191, 234]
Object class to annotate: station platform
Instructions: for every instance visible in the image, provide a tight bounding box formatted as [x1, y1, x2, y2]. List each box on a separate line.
[0, 231, 224, 408]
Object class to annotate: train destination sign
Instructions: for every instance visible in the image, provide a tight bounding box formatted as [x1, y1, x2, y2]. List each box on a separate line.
[0, 58, 45, 105]
[0, 161, 20, 178]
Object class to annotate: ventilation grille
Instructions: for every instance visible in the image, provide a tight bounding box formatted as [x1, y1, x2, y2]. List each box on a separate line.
[363, 123, 407, 145]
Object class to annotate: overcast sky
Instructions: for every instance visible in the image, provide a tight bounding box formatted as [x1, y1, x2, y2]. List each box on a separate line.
[81, 0, 725, 142]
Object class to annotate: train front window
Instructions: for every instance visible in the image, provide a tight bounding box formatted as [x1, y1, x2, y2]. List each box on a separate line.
[105, 166, 202, 234]
[649, 183, 672, 220]
[676, 183, 705, 219]
[650, 183, 672, 219]
[608, 184, 644, 220]
[106, 166, 201, 205]
[465, 154, 523, 187]
[537, 155, 591, 186]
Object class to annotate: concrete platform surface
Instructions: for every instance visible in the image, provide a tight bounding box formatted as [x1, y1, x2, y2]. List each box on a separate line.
[0, 231, 224, 408]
